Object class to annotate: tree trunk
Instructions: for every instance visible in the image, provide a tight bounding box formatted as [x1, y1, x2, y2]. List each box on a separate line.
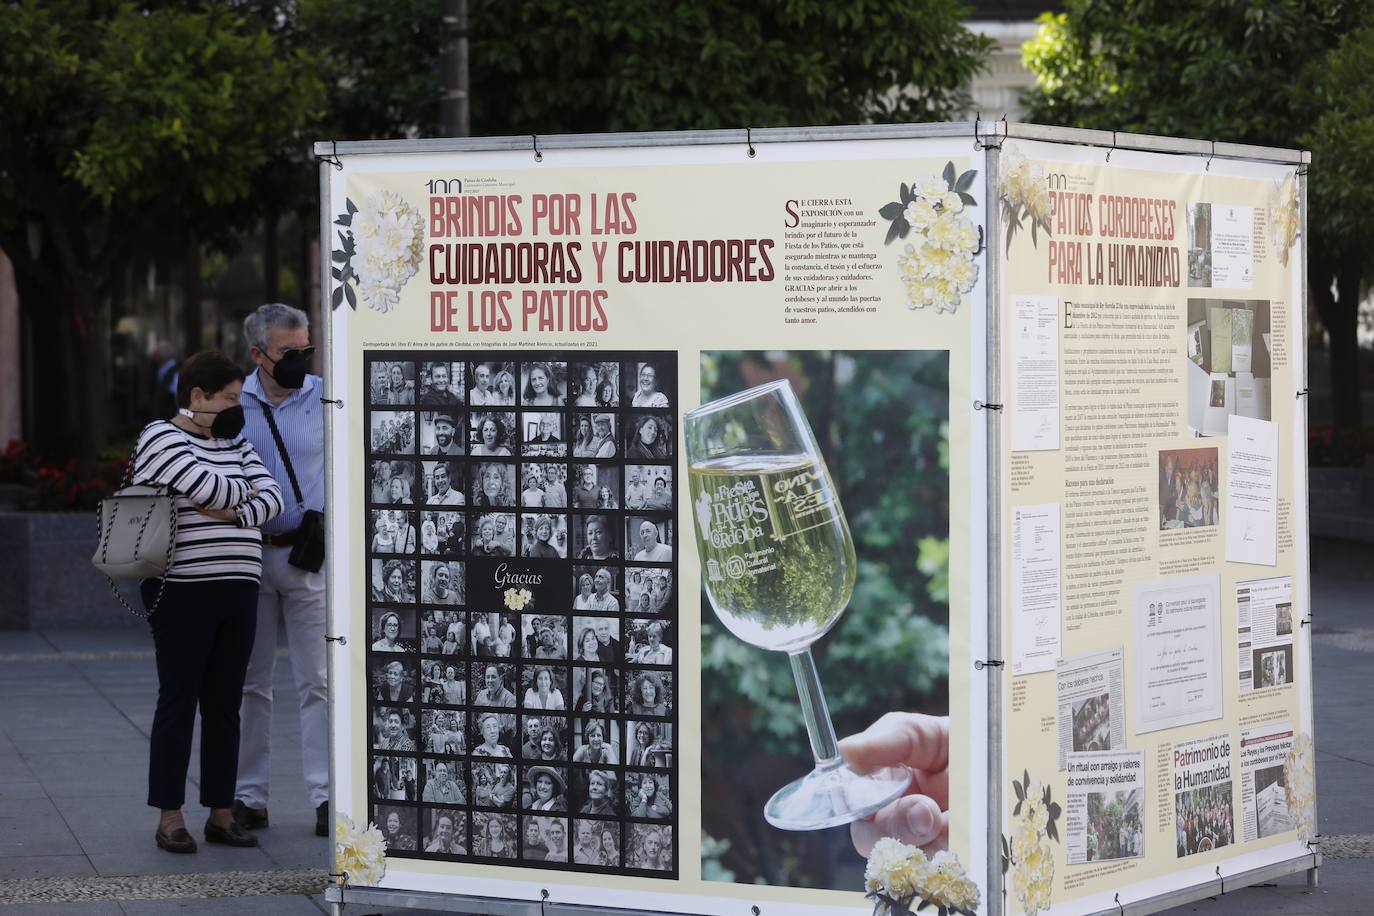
[1311, 255, 1365, 432]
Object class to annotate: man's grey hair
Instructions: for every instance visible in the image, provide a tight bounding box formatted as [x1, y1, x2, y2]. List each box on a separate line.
[244, 303, 309, 353]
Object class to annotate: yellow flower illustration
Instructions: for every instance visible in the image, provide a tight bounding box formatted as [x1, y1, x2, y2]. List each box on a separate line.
[334, 812, 387, 886]
[864, 837, 979, 916]
[1284, 732, 1315, 841]
[1268, 174, 1300, 267]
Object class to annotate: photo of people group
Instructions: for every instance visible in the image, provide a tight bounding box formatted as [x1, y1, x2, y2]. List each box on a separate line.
[1158, 447, 1220, 530]
[1174, 783, 1235, 857]
[1085, 790, 1143, 862]
[364, 352, 678, 876]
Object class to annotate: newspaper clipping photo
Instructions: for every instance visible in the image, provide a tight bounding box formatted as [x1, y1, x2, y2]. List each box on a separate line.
[1239, 722, 1296, 841]
[1065, 749, 1146, 865]
[1056, 647, 1126, 770]
[1173, 732, 1235, 858]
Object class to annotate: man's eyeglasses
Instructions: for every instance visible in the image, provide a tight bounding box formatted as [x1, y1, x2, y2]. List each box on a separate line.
[276, 346, 316, 361]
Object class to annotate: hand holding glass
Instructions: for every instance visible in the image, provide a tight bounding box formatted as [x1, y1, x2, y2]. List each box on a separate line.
[685, 380, 910, 830]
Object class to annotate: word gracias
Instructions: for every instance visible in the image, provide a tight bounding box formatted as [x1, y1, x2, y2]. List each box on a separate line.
[427, 192, 775, 332]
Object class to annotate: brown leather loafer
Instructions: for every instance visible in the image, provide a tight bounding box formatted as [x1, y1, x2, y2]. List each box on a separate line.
[205, 819, 259, 847]
[155, 826, 197, 854]
[231, 799, 269, 830]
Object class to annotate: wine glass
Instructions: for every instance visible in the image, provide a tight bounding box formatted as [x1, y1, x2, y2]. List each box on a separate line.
[684, 379, 911, 830]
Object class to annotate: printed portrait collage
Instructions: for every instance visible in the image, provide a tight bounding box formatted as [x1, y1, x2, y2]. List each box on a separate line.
[364, 351, 679, 876]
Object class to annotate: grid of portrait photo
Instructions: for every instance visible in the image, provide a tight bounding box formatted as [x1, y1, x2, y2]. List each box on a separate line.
[364, 352, 678, 876]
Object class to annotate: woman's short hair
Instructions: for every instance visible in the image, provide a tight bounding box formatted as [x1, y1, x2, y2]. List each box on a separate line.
[177, 351, 246, 408]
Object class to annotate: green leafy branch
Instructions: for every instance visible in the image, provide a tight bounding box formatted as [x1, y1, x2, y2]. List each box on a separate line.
[330, 197, 358, 310]
[877, 161, 979, 246]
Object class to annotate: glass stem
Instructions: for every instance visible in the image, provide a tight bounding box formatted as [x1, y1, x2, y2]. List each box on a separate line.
[789, 648, 841, 766]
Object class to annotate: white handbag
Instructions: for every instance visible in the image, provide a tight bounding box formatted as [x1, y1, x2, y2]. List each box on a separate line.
[92, 474, 178, 617]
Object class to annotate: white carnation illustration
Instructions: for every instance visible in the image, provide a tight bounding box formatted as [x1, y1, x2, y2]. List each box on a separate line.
[503, 587, 533, 611]
[999, 143, 1053, 256]
[879, 161, 983, 314]
[1283, 732, 1315, 842]
[1268, 173, 1300, 267]
[1001, 768, 1062, 916]
[334, 812, 387, 886]
[331, 190, 426, 313]
[863, 836, 980, 916]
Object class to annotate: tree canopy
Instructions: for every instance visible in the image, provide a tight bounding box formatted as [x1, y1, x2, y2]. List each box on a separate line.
[1020, 0, 1374, 429]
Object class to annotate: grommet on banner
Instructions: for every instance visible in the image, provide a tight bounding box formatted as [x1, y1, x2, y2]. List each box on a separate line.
[532, 135, 543, 163]
[1296, 388, 1309, 399]
[1216, 865, 1225, 896]
[320, 397, 344, 409]
[539, 887, 550, 915]
[974, 659, 1004, 670]
[974, 400, 1003, 411]
[1106, 130, 1117, 162]
[746, 128, 756, 158]
[325, 634, 347, 645]
[751, 906, 762, 915]
[318, 140, 343, 171]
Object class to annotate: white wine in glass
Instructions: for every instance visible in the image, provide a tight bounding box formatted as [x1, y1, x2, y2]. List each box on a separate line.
[685, 380, 911, 830]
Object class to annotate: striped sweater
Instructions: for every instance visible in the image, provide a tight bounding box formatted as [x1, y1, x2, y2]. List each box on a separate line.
[133, 420, 285, 583]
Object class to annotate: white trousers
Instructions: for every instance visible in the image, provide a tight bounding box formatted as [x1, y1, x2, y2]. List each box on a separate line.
[236, 545, 330, 808]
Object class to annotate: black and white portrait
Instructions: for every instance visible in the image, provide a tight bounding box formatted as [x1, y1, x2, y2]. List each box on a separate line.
[625, 771, 673, 820]
[626, 720, 672, 768]
[369, 411, 415, 454]
[572, 513, 620, 561]
[627, 516, 672, 562]
[469, 361, 516, 407]
[420, 411, 464, 456]
[625, 413, 672, 461]
[627, 360, 672, 408]
[520, 513, 568, 560]
[624, 567, 672, 614]
[523, 615, 569, 661]
[572, 667, 619, 715]
[569, 464, 620, 509]
[625, 618, 674, 665]
[626, 824, 672, 870]
[370, 361, 415, 406]
[469, 662, 518, 708]
[624, 670, 672, 717]
[522, 412, 566, 457]
[421, 757, 470, 806]
[571, 412, 617, 458]
[369, 509, 417, 555]
[370, 608, 414, 653]
[373, 757, 418, 804]
[521, 361, 567, 407]
[423, 807, 468, 855]
[570, 361, 619, 408]
[371, 459, 416, 505]
[470, 512, 516, 557]
[374, 801, 418, 848]
[521, 714, 569, 763]
[421, 510, 464, 556]
[371, 558, 416, 604]
[470, 411, 516, 457]
[471, 811, 517, 858]
[573, 566, 620, 612]
[419, 361, 464, 408]
[572, 819, 620, 866]
[624, 465, 673, 510]
[370, 657, 417, 704]
[420, 559, 464, 605]
[572, 718, 620, 765]
[524, 815, 571, 863]
[422, 459, 466, 507]
[371, 706, 417, 751]
[471, 461, 517, 507]
[422, 710, 466, 754]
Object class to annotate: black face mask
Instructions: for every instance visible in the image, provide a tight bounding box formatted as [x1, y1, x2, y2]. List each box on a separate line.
[265, 347, 311, 389]
[183, 405, 246, 438]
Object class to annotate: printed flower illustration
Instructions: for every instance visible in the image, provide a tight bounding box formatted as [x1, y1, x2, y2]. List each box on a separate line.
[878, 161, 983, 314]
[864, 836, 980, 916]
[1268, 174, 1300, 267]
[1001, 768, 1061, 916]
[998, 144, 1053, 255]
[331, 190, 426, 312]
[335, 812, 387, 886]
[503, 587, 533, 611]
[1284, 732, 1315, 841]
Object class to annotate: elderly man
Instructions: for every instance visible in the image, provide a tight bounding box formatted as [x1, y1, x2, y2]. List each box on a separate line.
[422, 762, 466, 804]
[377, 710, 415, 751]
[234, 303, 330, 837]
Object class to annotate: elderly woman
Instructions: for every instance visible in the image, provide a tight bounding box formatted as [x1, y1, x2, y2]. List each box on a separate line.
[580, 769, 619, 816]
[132, 350, 284, 854]
[630, 362, 670, 407]
[632, 519, 672, 562]
[472, 712, 512, 758]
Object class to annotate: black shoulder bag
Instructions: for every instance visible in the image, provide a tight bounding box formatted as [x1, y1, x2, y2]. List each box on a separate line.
[261, 403, 326, 572]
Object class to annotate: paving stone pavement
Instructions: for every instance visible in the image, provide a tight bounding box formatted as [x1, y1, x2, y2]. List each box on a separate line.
[0, 555, 1368, 914]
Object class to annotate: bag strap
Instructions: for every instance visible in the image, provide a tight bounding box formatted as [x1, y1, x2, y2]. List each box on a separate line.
[93, 490, 177, 619]
[261, 402, 304, 504]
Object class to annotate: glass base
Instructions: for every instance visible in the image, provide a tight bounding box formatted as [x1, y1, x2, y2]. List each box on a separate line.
[763, 760, 911, 831]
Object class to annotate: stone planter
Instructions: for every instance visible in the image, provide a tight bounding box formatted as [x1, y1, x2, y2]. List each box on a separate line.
[0, 509, 145, 629]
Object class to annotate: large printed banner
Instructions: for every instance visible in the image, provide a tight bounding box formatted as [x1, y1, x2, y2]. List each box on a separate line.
[326, 136, 988, 915]
[995, 140, 1313, 915]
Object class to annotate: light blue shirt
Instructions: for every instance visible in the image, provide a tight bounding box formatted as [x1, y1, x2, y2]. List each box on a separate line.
[241, 369, 326, 535]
